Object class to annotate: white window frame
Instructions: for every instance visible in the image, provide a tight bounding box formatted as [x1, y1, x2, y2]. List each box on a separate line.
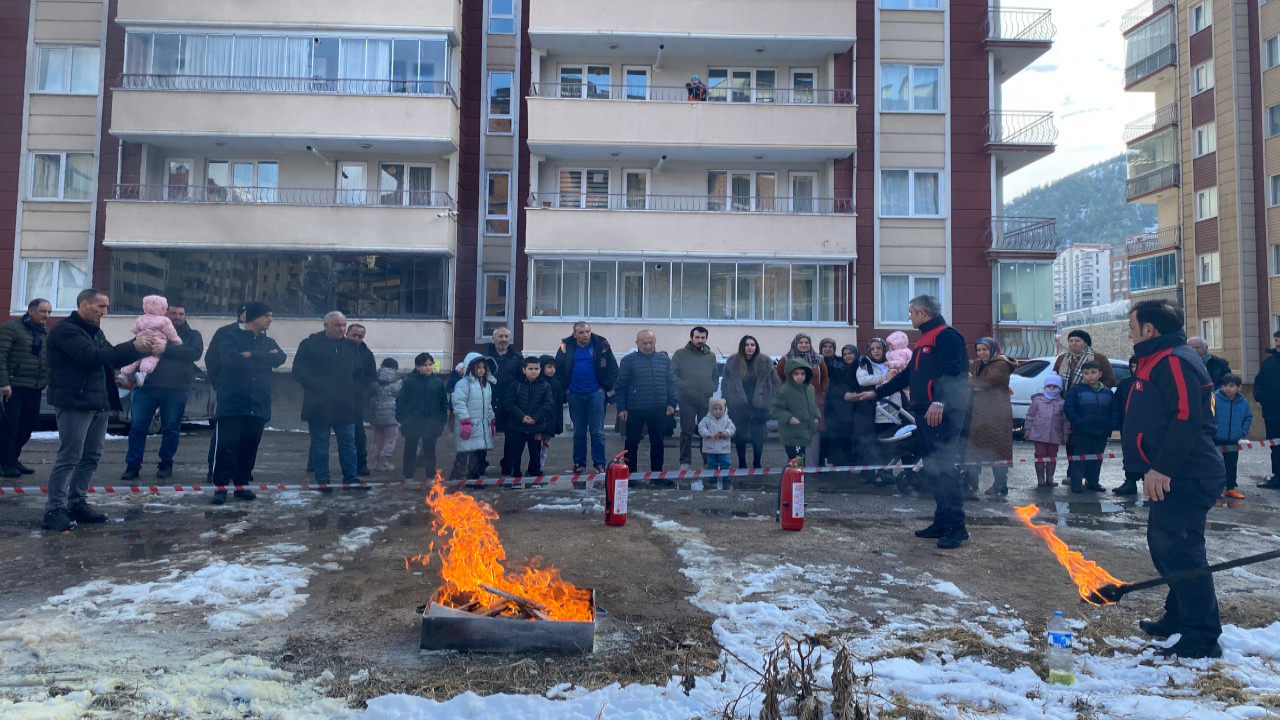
[487, 71, 513, 135]
[1192, 61, 1214, 94]
[706, 170, 782, 212]
[32, 45, 100, 95]
[1193, 123, 1216, 157]
[789, 67, 818, 104]
[1267, 35, 1280, 70]
[1271, 174, 1280, 208]
[481, 272, 510, 337]
[28, 151, 95, 201]
[1200, 317, 1223, 349]
[1195, 186, 1219, 220]
[622, 169, 651, 210]
[21, 258, 90, 312]
[621, 65, 650, 100]
[706, 67, 780, 104]
[879, 274, 943, 325]
[1191, 1, 1212, 33]
[1197, 252, 1220, 284]
[556, 168, 610, 210]
[1269, 244, 1280, 276]
[487, 170, 512, 235]
[1269, 105, 1280, 138]
[881, 0, 942, 8]
[164, 158, 194, 200]
[377, 162, 435, 206]
[879, 64, 942, 112]
[879, 168, 944, 218]
[789, 171, 820, 213]
[557, 64, 613, 100]
[488, 0, 515, 34]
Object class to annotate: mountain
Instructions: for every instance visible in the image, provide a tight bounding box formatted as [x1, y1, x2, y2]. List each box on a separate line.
[1003, 155, 1156, 249]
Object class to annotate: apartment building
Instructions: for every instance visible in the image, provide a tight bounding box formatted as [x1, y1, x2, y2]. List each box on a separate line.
[1122, 0, 1272, 376]
[4, 0, 1059, 368]
[1052, 242, 1113, 313]
[1111, 247, 1131, 302]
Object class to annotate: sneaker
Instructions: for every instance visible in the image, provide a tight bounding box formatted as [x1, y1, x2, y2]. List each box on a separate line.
[1157, 638, 1222, 660]
[156, 465, 173, 480]
[1139, 616, 1180, 639]
[0, 466, 22, 478]
[42, 509, 74, 531]
[914, 523, 946, 538]
[593, 465, 606, 475]
[15, 462, 34, 475]
[1224, 488, 1245, 499]
[211, 490, 227, 505]
[572, 464, 587, 475]
[678, 464, 691, 472]
[936, 527, 970, 549]
[121, 466, 141, 481]
[233, 488, 256, 501]
[67, 502, 107, 524]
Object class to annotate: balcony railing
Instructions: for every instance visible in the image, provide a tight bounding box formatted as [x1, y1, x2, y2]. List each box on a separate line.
[1126, 226, 1182, 255]
[986, 216, 1060, 252]
[118, 74, 457, 99]
[985, 111, 1058, 146]
[1123, 103, 1178, 142]
[995, 325, 1059, 359]
[1125, 164, 1179, 200]
[527, 192, 854, 214]
[1124, 45, 1177, 87]
[984, 7, 1056, 43]
[112, 184, 456, 208]
[1121, 0, 1175, 33]
[530, 83, 854, 105]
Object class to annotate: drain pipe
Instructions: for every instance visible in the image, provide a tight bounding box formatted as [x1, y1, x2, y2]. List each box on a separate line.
[655, 43, 665, 70]
[654, 154, 667, 173]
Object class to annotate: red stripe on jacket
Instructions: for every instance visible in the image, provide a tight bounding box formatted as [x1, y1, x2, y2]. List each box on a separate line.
[1168, 354, 1190, 421]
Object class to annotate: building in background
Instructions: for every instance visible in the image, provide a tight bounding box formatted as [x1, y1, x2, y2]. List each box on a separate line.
[1053, 242, 1113, 313]
[1110, 246, 1131, 302]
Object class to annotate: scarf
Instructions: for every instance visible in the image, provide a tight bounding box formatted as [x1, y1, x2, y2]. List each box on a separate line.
[1064, 348, 1094, 389]
[1043, 388, 1061, 400]
[784, 332, 823, 368]
[22, 314, 46, 356]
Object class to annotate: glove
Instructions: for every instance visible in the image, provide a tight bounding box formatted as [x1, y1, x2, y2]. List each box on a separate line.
[490, 420, 497, 437]
[459, 419, 473, 440]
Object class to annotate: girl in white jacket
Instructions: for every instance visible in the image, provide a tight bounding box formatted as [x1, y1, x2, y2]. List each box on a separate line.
[449, 353, 497, 481]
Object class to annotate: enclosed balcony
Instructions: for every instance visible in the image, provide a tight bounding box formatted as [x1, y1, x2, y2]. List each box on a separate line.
[983, 7, 1056, 79]
[984, 111, 1057, 173]
[984, 216, 1060, 259]
[1123, 103, 1178, 143]
[1123, 3, 1176, 92]
[117, 0, 461, 42]
[1121, 0, 1175, 34]
[1126, 226, 1182, 257]
[1125, 164, 1179, 201]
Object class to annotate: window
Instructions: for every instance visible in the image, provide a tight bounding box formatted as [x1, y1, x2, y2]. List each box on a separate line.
[1198, 252, 1220, 284]
[882, 0, 940, 8]
[880, 275, 942, 324]
[1129, 253, 1178, 291]
[1192, 61, 1214, 94]
[34, 46, 99, 94]
[1200, 317, 1223, 349]
[558, 65, 612, 99]
[482, 273, 509, 337]
[1191, 1, 1212, 33]
[487, 171, 511, 234]
[997, 262, 1053, 323]
[1271, 175, 1280, 208]
[30, 152, 94, 200]
[880, 64, 941, 111]
[1195, 187, 1219, 220]
[488, 72, 512, 133]
[378, 163, 433, 206]
[23, 258, 90, 311]
[880, 169, 942, 216]
[489, 0, 515, 34]
[557, 169, 609, 209]
[707, 68, 777, 103]
[165, 158, 192, 200]
[207, 160, 279, 202]
[109, 250, 449, 318]
[622, 66, 650, 100]
[1268, 105, 1280, 137]
[707, 171, 778, 212]
[1267, 35, 1280, 69]
[1193, 123, 1216, 157]
[530, 259, 849, 323]
[1269, 244, 1280, 276]
[624, 170, 650, 210]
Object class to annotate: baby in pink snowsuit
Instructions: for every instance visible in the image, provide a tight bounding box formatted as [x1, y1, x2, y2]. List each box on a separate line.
[885, 331, 912, 379]
[121, 295, 182, 386]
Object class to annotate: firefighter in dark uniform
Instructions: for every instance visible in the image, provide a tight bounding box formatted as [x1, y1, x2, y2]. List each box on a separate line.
[1123, 299, 1224, 659]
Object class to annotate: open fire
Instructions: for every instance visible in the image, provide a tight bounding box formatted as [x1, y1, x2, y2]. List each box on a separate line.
[1015, 504, 1126, 605]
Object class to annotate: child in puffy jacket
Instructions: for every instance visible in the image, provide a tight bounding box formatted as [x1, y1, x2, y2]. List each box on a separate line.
[1063, 361, 1120, 493]
[1214, 373, 1253, 499]
[698, 397, 736, 472]
[1025, 372, 1069, 487]
[120, 295, 182, 386]
[367, 358, 403, 472]
[885, 331, 913, 380]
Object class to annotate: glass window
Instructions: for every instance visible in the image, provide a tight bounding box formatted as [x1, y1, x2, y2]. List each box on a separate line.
[23, 258, 89, 311]
[880, 169, 941, 216]
[1201, 317, 1222, 348]
[996, 262, 1053, 323]
[557, 168, 610, 209]
[1191, 1, 1212, 33]
[618, 261, 644, 318]
[645, 262, 671, 319]
[488, 72, 512, 133]
[1128, 253, 1178, 291]
[1267, 36, 1280, 69]
[379, 163, 434, 206]
[623, 66, 649, 100]
[1193, 123, 1217, 157]
[883, 0, 941, 6]
[587, 65, 611, 100]
[29, 152, 93, 200]
[1126, 127, 1178, 178]
[1195, 187, 1219, 220]
[559, 66, 584, 98]
[1271, 175, 1280, 208]
[482, 272, 509, 336]
[490, 0, 515, 34]
[1269, 244, 1280, 276]
[36, 46, 100, 94]
[1198, 252, 1220, 284]
[705, 68, 779, 103]
[880, 64, 941, 111]
[533, 259, 562, 317]
[487, 172, 511, 234]
[624, 170, 649, 209]
[1192, 61, 1214, 94]
[1125, 11, 1173, 68]
[880, 275, 942, 324]
[1269, 105, 1280, 137]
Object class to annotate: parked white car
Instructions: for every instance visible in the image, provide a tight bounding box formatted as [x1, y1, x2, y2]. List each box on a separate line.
[1009, 356, 1133, 437]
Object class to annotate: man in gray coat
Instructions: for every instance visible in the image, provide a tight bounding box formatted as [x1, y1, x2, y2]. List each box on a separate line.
[0, 298, 51, 477]
[672, 326, 718, 470]
[615, 330, 677, 478]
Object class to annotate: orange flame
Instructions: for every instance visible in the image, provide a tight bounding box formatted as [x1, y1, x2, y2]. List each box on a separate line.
[408, 482, 593, 621]
[1014, 504, 1126, 605]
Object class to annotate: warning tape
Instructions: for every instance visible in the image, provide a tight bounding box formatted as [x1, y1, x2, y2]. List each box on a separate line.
[0, 439, 1272, 498]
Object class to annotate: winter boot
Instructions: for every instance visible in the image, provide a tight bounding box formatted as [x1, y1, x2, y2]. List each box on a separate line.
[1044, 462, 1058, 486]
[1070, 477, 1084, 493]
[985, 471, 1009, 498]
[1034, 463, 1047, 487]
[1113, 478, 1139, 496]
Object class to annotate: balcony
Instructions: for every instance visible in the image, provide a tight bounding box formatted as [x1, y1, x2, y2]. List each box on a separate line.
[1125, 44, 1177, 91]
[524, 193, 855, 257]
[104, 184, 457, 253]
[1126, 226, 1181, 256]
[995, 325, 1059, 359]
[984, 216, 1060, 259]
[1121, 0, 1175, 34]
[1124, 103, 1178, 143]
[116, 0, 461, 42]
[984, 111, 1057, 173]
[983, 7, 1056, 79]
[1125, 163, 1179, 201]
[111, 76, 459, 154]
[527, 85, 856, 161]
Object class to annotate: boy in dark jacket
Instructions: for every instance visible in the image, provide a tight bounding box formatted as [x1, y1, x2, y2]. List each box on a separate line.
[396, 352, 449, 480]
[1112, 356, 1144, 496]
[539, 355, 563, 469]
[503, 356, 555, 480]
[1213, 374, 1253, 499]
[1063, 361, 1120, 493]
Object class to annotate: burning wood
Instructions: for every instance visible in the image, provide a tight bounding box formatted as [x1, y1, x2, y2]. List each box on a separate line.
[1014, 504, 1127, 605]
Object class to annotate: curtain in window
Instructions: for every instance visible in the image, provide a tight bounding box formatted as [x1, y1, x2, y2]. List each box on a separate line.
[31, 155, 60, 198]
[38, 48, 67, 92]
[205, 36, 233, 78]
[790, 264, 815, 322]
[70, 47, 99, 94]
[881, 170, 909, 215]
[63, 154, 94, 200]
[880, 65, 909, 111]
[755, 172, 776, 212]
[366, 39, 392, 93]
[561, 260, 588, 318]
[25, 262, 54, 307]
[232, 36, 259, 85]
[410, 166, 433, 205]
[559, 170, 582, 208]
[125, 33, 151, 76]
[914, 172, 939, 215]
[881, 276, 910, 323]
[677, 262, 710, 319]
[57, 261, 89, 306]
[181, 34, 208, 80]
[912, 67, 939, 111]
[707, 171, 727, 212]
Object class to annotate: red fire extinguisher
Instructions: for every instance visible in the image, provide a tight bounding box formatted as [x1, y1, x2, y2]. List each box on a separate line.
[605, 451, 630, 526]
[779, 458, 805, 531]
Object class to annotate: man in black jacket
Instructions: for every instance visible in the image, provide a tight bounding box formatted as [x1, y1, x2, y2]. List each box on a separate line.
[1251, 330, 1280, 489]
[554, 322, 619, 474]
[1123, 299, 1225, 659]
[855, 295, 969, 549]
[1188, 336, 1231, 388]
[615, 330, 678, 476]
[486, 327, 524, 475]
[345, 323, 376, 477]
[205, 304, 246, 481]
[43, 289, 153, 531]
[0, 298, 51, 477]
[212, 302, 285, 504]
[294, 311, 363, 488]
[122, 301, 203, 480]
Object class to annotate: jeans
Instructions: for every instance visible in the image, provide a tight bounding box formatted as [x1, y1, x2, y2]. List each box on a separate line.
[916, 410, 964, 530]
[706, 453, 732, 470]
[125, 387, 189, 468]
[47, 408, 109, 512]
[309, 422, 358, 484]
[212, 415, 266, 486]
[1148, 474, 1225, 645]
[568, 390, 607, 468]
[678, 401, 706, 466]
[624, 407, 667, 472]
[0, 386, 41, 468]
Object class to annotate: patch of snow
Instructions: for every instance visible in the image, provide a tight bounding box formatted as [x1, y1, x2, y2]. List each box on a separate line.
[337, 526, 386, 553]
[928, 580, 967, 598]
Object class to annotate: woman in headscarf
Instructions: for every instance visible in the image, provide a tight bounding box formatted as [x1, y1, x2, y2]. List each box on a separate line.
[824, 343, 861, 466]
[962, 338, 1018, 497]
[722, 335, 781, 469]
[775, 333, 830, 462]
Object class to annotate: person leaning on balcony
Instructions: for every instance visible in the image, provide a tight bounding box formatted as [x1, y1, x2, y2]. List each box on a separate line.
[686, 74, 707, 101]
[0, 298, 51, 478]
[1052, 329, 1114, 487]
[1251, 330, 1280, 490]
[554, 322, 619, 475]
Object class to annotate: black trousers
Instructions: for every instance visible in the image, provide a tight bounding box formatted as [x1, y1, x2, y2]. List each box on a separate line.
[1068, 434, 1108, 485]
[354, 408, 368, 467]
[1267, 416, 1280, 477]
[503, 429, 543, 477]
[625, 407, 667, 472]
[0, 386, 41, 468]
[916, 411, 964, 530]
[211, 415, 266, 486]
[402, 433, 440, 479]
[1148, 475, 1225, 645]
[732, 405, 766, 469]
[1223, 450, 1239, 489]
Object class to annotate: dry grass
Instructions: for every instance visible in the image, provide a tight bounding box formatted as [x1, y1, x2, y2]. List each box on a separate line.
[915, 627, 1038, 675]
[876, 693, 944, 720]
[1194, 664, 1253, 706]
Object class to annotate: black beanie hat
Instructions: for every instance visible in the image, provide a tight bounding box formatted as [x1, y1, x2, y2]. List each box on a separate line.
[1068, 329, 1092, 347]
[243, 302, 272, 323]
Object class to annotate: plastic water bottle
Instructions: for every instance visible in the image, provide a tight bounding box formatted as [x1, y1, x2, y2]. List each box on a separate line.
[1046, 611, 1075, 685]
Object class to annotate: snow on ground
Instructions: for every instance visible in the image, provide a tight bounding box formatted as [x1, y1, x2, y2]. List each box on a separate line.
[27, 432, 126, 442]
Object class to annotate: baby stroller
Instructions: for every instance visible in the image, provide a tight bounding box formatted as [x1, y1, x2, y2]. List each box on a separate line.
[875, 399, 923, 494]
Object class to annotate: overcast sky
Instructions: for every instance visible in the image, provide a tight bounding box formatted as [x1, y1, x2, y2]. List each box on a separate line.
[1000, 0, 1152, 200]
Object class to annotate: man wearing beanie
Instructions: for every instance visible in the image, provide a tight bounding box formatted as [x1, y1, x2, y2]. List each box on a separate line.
[211, 302, 284, 504]
[1053, 329, 1115, 484]
[205, 303, 247, 482]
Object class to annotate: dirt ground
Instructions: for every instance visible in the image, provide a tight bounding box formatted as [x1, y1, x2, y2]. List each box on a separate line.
[3, 426, 1279, 712]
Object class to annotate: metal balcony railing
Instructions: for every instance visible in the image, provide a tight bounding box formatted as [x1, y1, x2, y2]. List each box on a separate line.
[118, 74, 457, 99]
[112, 184, 456, 208]
[985, 111, 1058, 146]
[1121, 0, 1175, 33]
[1123, 103, 1179, 142]
[994, 325, 1059, 359]
[986, 216, 1060, 252]
[1124, 45, 1177, 87]
[1125, 164, 1179, 200]
[530, 83, 854, 105]
[1126, 226, 1182, 255]
[983, 7, 1056, 43]
[527, 192, 855, 214]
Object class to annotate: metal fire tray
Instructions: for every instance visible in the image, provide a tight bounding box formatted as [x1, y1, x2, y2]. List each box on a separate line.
[420, 590, 595, 654]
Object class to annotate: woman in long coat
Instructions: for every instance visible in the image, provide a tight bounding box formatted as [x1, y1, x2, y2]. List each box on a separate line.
[722, 335, 781, 469]
[963, 337, 1017, 497]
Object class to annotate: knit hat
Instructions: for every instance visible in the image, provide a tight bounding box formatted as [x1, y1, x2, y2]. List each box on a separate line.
[1068, 329, 1092, 346]
[1043, 372, 1064, 389]
[243, 301, 272, 323]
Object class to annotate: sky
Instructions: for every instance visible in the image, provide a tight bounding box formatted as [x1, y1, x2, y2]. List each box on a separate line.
[1001, 0, 1153, 200]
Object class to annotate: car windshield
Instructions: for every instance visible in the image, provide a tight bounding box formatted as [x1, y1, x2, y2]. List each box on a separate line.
[1013, 360, 1050, 378]
[1113, 363, 1132, 381]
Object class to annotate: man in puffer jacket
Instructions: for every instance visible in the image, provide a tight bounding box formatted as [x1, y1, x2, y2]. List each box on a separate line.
[616, 330, 677, 477]
[0, 298, 51, 477]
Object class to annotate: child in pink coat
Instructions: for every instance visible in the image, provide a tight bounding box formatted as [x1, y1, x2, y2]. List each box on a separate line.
[120, 295, 182, 386]
[1024, 372, 1070, 487]
[885, 331, 913, 379]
